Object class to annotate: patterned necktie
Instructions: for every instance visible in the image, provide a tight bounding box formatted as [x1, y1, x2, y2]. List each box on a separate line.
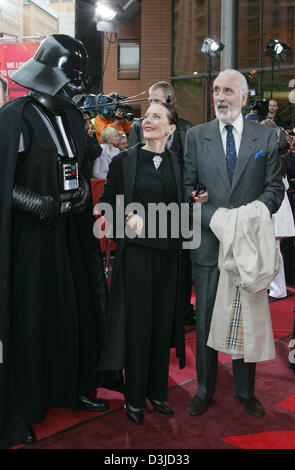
[225, 124, 237, 184]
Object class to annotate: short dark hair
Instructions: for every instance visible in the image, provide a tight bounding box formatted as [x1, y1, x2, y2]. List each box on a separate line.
[157, 102, 178, 125]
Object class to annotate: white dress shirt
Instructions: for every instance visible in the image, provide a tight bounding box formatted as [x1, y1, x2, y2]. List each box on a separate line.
[218, 113, 244, 157]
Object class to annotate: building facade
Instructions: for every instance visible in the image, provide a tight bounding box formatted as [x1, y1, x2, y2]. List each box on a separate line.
[99, 0, 172, 118]
[99, 0, 295, 127]
[50, 0, 75, 36]
[173, 0, 295, 126]
[0, 0, 24, 37]
[0, 0, 295, 126]
[23, 0, 58, 37]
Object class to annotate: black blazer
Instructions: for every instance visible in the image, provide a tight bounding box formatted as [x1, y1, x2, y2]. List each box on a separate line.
[100, 142, 183, 219]
[98, 143, 186, 371]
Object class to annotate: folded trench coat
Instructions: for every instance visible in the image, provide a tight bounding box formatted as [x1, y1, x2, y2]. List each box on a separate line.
[207, 200, 280, 363]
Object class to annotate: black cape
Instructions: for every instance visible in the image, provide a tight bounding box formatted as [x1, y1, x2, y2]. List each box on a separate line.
[0, 96, 108, 448]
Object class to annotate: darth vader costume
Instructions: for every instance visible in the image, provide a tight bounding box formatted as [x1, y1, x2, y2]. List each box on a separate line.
[0, 35, 110, 448]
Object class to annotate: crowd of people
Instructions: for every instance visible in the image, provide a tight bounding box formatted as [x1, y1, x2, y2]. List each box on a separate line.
[0, 34, 294, 449]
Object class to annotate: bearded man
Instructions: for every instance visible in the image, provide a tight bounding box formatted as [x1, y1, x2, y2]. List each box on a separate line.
[183, 69, 284, 418]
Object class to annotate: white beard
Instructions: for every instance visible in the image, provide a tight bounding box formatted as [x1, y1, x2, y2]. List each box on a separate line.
[214, 100, 242, 123]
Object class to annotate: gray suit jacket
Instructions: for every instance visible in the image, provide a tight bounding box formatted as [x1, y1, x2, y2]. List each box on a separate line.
[183, 117, 285, 266]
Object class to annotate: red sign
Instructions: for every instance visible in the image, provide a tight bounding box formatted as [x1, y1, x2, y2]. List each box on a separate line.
[0, 41, 40, 99]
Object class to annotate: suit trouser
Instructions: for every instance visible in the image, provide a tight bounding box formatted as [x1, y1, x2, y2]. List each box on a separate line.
[182, 250, 194, 318]
[192, 263, 256, 401]
[122, 244, 178, 408]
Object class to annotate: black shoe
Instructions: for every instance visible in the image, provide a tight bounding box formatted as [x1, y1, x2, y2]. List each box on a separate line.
[187, 395, 212, 416]
[125, 403, 143, 424]
[22, 425, 36, 445]
[78, 394, 109, 412]
[234, 395, 265, 417]
[149, 399, 174, 416]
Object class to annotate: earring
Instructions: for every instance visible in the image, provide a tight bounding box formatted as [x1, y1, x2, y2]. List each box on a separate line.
[167, 130, 171, 136]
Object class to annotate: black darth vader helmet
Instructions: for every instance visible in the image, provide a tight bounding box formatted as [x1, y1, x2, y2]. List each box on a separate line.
[11, 34, 89, 106]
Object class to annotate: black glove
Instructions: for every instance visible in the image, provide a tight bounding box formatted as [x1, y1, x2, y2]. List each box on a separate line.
[71, 172, 91, 214]
[13, 185, 60, 224]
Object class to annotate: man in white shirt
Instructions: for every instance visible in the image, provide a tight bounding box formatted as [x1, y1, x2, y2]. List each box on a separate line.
[183, 69, 284, 418]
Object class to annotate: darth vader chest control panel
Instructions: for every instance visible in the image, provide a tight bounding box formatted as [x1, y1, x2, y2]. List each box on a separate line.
[32, 105, 81, 210]
[60, 160, 79, 191]
[53, 115, 80, 194]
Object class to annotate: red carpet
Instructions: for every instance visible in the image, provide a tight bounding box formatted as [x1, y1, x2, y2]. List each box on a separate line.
[277, 394, 295, 412]
[269, 294, 295, 339]
[12, 291, 295, 449]
[29, 338, 295, 450]
[222, 431, 295, 450]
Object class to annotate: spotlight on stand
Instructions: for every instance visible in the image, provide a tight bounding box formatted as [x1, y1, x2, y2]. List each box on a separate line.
[96, 1, 119, 33]
[266, 38, 293, 99]
[201, 37, 225, 122]
[266, 38, 292, 63]
[201, 37, 225, 58]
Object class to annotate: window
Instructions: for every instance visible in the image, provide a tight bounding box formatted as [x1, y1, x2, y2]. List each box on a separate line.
[271, 10, 279, 28]
[287, 6, 294, 25]
[248, 0, 259, 14]
[117, 39, 140, 80]
[248, 17, 259, 31]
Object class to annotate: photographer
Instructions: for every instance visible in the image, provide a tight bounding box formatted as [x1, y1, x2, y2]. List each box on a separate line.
[250, 98, 268, 122]
[94, 92, 133, 144]
[267, 99, 287, 129]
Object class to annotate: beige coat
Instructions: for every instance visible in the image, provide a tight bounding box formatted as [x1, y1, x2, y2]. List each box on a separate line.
[207, 201, 280, 363]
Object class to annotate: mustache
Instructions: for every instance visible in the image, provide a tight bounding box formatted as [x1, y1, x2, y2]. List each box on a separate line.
[215, 101, 230, 109]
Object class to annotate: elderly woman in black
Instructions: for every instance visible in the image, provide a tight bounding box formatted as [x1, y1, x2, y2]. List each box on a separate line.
[98, 102, 207, 424]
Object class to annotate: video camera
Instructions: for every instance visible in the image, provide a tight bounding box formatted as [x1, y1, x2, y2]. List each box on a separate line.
[82, 92, 134, 121]
[249, 98, 269, 121]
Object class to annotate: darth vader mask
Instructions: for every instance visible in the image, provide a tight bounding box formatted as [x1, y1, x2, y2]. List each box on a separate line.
[11, 34, 89, 109]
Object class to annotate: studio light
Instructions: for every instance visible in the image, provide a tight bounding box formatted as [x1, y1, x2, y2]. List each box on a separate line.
[266, 38, 292, 63]
[95, 1, 118, 33]
[95, 2, 117, 22]
[266, 38, 293, 99]
[201, 37, 225, 122]
[201, 37, 225, 59]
